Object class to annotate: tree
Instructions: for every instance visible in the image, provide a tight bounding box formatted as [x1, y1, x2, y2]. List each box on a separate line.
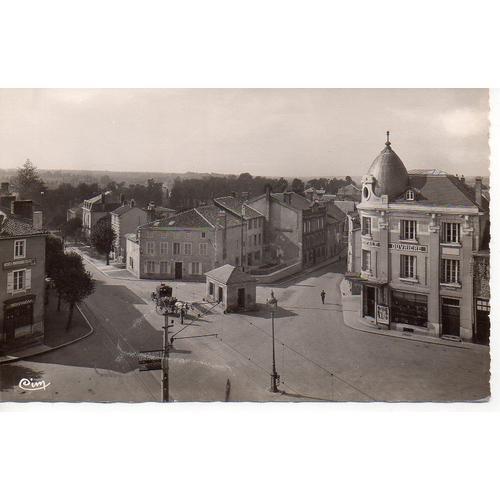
[90, 216, 115, 265]
[12, 158, 47, 201]
[45, 235, 65, 309]
[291, 178, 305, 194]
[54, 252, 95, 330]
[60, 217, 82, 243]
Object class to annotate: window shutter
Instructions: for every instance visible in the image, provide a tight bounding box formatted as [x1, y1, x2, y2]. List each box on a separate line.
[25, 269, 32, 289]
[7, 272, 14, 293]
[188, 262, 192, 274]
[400, 221, 404, 240]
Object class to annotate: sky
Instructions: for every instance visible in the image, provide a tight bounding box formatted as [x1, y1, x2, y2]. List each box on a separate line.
[0, 89, 490, 177]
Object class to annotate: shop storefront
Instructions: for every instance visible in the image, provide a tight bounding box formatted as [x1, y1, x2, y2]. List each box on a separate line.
[391, 290, 428, 328]
[1, 295, 36, 348]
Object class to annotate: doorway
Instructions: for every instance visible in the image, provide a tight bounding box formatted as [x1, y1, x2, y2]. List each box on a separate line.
[475, 299, 490, 345]
[364, 286, 376, 318]
[237, 288, 245, 308]
[441, 298, 460, 337]
[174, 262, 183, 280]
[218, 286, 223, 303]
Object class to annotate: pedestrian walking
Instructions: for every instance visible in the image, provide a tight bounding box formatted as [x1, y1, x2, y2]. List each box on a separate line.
[320, 290, 326, 304]
[180, 306, 185, 325]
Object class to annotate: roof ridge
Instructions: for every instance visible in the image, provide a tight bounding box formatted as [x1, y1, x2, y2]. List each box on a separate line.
[194, 207, 216, 228]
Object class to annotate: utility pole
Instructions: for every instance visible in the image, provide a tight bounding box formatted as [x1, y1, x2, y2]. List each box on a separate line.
[270, 309, 279, 393]
[162, 312, 170, 402]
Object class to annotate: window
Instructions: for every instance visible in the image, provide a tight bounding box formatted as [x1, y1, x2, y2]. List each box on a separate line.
[160, 261, 169, 274]
[362, 250, 371, 272]
[400, 254, 417, 279]
[159, 242, 168, 255]
[201, 232, 206, 239]
[391, 291, 428, 327]
[173, 242, 180, 255]
[146, 241, 155, 255]
[361, 217, 371, 236]
[258, 233, 261, 245]
[191, 262, 201, 275]
[14, 270, 26, 290]
[183, 243, 192, 255]
[400, 220, 417, 241]
[129, 256, 134, 269]
[442, 222, 460, 243]
[405, 190, 415, 201]
[146, 261, 155, 273]
[235, 256, 239, 267]
[303, 221, 307, 233]
[14, 239, 26, 259]
[253, 234, 257, 246]
[254, 251, 260, 261]
[199, 242, 208, 256]
[248, 219, 253, 230]
[441, 258, 460, 284]
[247, 253, 253, 266]
[209, 282, 214, 295]
[259, 218, 262, 227]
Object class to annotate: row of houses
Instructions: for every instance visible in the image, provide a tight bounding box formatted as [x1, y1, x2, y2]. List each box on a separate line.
[125, 188, 350, 281]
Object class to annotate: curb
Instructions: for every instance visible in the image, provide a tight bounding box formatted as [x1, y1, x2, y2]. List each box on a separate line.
[0, 303, 95, 365]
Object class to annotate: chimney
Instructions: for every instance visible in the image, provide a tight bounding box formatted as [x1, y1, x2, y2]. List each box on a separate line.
[216, 210, 227, 228]
[11, 200, 33, 219]
[0, 182, 9, 194]
[0, 194, 16, 210]
[146, 201, 156, 222]
[475, 176, 483, 208]
[265, 184, 272, 201]
[33, 211, 43, 230]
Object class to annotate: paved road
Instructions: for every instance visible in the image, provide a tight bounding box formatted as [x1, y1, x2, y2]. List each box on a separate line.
[1, 252, 490, 402]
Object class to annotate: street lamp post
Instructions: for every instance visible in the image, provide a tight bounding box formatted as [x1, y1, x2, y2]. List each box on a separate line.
[267, 290, 280, 393]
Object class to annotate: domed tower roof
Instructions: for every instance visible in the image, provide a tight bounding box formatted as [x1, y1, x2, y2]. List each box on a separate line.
[367, 132, 409, 198]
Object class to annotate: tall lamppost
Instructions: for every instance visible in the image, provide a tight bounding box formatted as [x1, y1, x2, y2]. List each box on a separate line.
[267, 290, 280, 393]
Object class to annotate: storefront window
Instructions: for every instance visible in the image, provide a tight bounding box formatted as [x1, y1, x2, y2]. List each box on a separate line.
[391, 291, 428, 327]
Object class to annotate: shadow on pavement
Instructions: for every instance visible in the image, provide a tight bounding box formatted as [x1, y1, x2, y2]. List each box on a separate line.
[28, 283, 162, 374]
[234, 304, 298, 319]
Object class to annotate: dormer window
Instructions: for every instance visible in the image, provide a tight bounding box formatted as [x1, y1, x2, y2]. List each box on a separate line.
[405, 189, 415, 201]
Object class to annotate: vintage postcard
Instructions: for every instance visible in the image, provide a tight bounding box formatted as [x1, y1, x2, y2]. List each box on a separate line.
[0, 89, 490, 402]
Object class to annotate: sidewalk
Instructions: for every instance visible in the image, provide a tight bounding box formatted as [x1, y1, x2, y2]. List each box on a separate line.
[339, 279, 487, 351]
[0, 291, 94, 364]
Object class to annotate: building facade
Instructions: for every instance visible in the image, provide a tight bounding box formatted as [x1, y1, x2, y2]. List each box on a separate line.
[110, 202, 148, 261]
[213, 195, 265, 271]
[0, 207, 47, 352]
[81, 191, 120, 240]
[126, 205, 245, 280]
[347, 134, 489, 342]
[247, 189, 329, 269]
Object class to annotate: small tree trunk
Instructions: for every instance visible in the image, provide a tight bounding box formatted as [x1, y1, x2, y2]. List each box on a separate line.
[66, 302, 75, 330]
[57, 292, 62, 312]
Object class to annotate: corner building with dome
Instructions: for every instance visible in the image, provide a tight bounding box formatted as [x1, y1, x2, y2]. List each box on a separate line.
[346, 133, 490, 343]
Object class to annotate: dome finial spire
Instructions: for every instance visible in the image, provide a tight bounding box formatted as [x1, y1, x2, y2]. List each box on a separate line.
[385, 130, 391, 147]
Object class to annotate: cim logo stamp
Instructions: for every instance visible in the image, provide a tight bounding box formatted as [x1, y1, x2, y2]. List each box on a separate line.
[18, 378, 51, 391]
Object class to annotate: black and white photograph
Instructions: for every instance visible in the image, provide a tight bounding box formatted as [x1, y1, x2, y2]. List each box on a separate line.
[0, 89, 490, 403]
[1, 2, 499, 500]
